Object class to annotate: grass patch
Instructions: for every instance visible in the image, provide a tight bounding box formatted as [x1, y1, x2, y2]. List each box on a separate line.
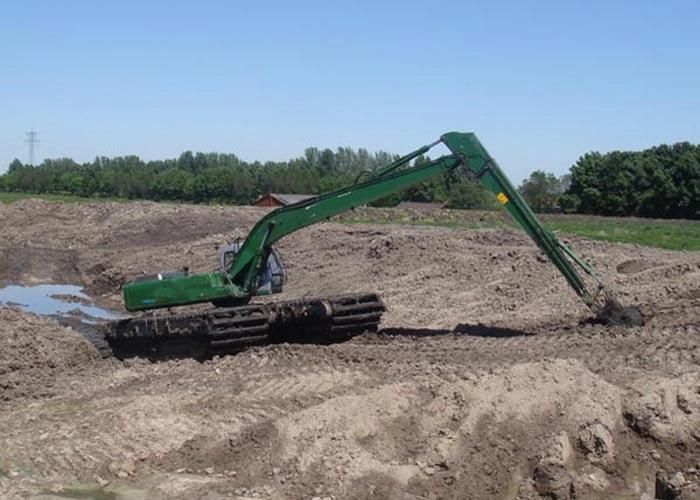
[542, 218, 700, 252]
[338, 207, 700, 251]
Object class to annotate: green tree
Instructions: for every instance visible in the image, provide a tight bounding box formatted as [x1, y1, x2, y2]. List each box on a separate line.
[8, 159, 23, 173]
[518, 170, 564, 213]
[446, 180, 498, 210]
[566, 143, 699, 218]
[152, 169, 194, 200]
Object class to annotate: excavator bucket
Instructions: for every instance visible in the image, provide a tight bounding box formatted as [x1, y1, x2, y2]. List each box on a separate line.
[595, 293, 644, 326]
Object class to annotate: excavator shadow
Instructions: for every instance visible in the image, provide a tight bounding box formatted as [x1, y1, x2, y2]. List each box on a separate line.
[107, 324, 534, 362]
[380, 323, 535, 339]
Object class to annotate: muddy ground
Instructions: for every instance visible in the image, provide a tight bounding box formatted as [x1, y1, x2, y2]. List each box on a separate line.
[0, 199, 698, 500]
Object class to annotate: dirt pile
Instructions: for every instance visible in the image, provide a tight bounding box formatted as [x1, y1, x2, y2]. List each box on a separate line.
[0, 199, 267, 292]
[0, 199, 698, 499]
[0, 308, 98, 401]
[272, 358, 628, 499]
[2, 342, 695, 499]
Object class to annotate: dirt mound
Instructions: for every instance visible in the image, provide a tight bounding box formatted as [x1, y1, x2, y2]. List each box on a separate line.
[616, 258, 663, 275]
[271, 359, 624, 499]
[0, 246, 80, 286]
[0, 308, 98, 401]
[0, 200, 698, 499]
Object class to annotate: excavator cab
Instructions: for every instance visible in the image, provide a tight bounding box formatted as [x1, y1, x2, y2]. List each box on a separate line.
[219, 242, 285, 295]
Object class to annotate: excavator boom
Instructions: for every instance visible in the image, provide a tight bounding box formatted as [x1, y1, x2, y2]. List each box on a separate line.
[108, 132, 638, 359]
[123, 132, 602, 311]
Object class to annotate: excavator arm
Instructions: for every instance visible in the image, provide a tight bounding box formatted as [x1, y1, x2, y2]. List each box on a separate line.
[109, 131, 641, 360]
[229, 131, 605, 306]
[440, 132, 603, 306]
[122, 132, 619, 318]
[228, 153, 462, 292]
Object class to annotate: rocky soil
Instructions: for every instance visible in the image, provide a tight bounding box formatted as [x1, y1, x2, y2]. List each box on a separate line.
[0, 199, 698, 499]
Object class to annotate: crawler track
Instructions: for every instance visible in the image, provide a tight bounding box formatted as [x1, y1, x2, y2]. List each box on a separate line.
[105, 293, 384, 360]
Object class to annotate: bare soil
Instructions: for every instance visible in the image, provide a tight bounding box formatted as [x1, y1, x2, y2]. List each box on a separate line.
[0, 199, 698, 499]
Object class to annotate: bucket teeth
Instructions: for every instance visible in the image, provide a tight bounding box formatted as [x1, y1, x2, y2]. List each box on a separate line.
[105, 293, 384, 360]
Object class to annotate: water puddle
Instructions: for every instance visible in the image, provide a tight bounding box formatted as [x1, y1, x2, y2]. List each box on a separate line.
[0, 284, 124, 321]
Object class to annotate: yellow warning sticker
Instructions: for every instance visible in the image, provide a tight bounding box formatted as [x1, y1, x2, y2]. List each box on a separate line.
[496, 192, 509, 205]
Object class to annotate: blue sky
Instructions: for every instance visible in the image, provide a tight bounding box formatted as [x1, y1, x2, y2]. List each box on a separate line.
[1, 0, 698, 181]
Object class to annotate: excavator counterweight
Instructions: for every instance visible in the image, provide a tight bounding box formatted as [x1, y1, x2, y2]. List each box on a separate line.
[105, 132, 641, 359]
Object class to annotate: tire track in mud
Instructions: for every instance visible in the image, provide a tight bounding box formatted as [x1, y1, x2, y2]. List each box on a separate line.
[238, 368, 372, 401]
[333, 318, 700, 386]
[4, 392, 211, 479]
[7, 315, 695, 487]
[146, 364, 405, 479]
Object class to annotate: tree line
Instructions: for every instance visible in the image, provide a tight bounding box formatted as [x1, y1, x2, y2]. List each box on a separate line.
[519, 142, 699, 219]
[0, 148, 498, 210]
[1, 140, 698, 218]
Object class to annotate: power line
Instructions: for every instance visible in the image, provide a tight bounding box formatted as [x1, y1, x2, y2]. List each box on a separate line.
[25, 130, 39, 166]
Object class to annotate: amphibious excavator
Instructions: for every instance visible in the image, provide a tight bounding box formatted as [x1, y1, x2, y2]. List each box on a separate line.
[105, 132, 639, 358]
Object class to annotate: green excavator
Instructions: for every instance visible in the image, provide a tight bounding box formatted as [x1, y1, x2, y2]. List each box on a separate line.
[105, 132, 640, 358]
